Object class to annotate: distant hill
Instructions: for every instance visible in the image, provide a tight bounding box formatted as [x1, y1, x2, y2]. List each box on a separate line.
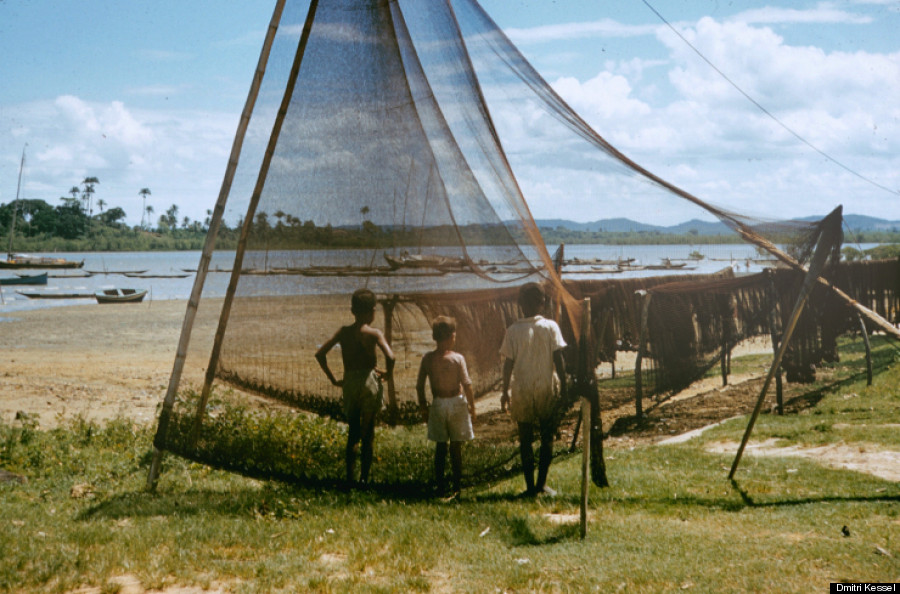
[535, 215, 900, 235]
[534, 217, 731, 235]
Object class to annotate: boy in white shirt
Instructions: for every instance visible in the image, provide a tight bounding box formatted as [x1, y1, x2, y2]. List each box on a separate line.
[500, 283, 567, 497]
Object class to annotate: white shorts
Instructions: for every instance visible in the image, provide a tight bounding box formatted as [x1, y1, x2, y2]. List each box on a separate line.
[427, 394, 474, 443]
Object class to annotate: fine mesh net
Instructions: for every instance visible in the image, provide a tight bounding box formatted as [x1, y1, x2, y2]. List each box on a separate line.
[150, 0, 883, 492]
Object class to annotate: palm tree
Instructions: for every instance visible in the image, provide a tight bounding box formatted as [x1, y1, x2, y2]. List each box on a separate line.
[165, 204, 179, 230]
[145, 205, 155, 231]
[96, 199, 106, 213]
[139, 188, 151, 229]
[82, 176, 99, 235]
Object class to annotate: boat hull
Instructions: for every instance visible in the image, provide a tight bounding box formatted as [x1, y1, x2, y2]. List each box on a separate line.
[0, 272, 48, 286]
[0, 257, 84, 269]
[95, 288, 148, 304]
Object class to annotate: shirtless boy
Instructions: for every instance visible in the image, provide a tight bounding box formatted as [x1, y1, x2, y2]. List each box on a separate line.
[316, 288, 395, 485]
[416, 316, 476, 498]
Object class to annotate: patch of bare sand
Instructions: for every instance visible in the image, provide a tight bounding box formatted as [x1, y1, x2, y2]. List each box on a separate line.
[0, 299, 219, 427]
[67, 573, 235, 593]
[706, 439, 900, 482]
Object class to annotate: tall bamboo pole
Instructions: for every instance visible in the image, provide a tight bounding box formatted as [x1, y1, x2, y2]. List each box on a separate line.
[146, 0, 288, 490]
[579, 298, 591, 540]
[188, 0, 322, 443]
[634, 290, 651, 419]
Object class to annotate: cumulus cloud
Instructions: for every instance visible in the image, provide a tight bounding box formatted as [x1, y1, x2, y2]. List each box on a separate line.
[502, 11, 900, 222]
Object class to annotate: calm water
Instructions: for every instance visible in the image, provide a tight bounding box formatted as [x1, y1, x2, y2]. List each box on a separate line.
[0, 244, 876, 314]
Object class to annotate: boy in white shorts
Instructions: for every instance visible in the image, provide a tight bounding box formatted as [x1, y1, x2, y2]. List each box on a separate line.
[416, 316, 476, 498]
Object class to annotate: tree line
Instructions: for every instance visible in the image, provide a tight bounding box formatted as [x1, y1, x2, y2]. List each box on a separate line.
[3, 179, 898, 253]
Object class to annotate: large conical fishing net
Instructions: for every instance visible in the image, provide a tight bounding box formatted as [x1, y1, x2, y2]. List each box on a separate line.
[149, 0, 895, 492]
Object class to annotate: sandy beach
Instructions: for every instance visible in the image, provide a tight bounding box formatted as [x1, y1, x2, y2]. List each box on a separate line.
[0, 299, 218, 427]
[0, 298, 773, 428]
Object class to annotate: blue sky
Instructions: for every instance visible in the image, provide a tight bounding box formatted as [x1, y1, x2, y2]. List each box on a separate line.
[1, 0, 898, 227]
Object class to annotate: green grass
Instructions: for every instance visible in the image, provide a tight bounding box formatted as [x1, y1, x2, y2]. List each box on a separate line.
[2, 339, 899, 592]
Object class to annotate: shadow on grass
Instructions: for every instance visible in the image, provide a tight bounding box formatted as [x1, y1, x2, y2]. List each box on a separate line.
[728, 478, 900, 509]
[508, 516, 582, 546]
[606, 356, 896, 441]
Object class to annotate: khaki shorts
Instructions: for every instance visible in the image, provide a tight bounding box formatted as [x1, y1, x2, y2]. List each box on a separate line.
[427, 395, 474, 443]
[342, 369, 384, 419]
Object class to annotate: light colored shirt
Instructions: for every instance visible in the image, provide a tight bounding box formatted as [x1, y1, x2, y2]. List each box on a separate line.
[500, 315, 566, 401]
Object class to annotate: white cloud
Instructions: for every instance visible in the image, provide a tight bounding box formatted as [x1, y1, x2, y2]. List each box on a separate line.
[0, 97, 237, 226]
[732, 4, 872, 25]
[487, 12, 900, 223]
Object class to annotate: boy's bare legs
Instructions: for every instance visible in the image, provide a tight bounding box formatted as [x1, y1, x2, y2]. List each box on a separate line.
[534, 417, 556, 494]
[449, 441, 463, 495]
[345, 416, 362, 484]
[434, 442, 448, 494]
[517, 422, 536, 495]
[517, 420, 556, 496]
[359, 409, 377, 484]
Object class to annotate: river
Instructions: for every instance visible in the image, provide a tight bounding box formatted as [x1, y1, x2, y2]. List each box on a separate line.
[0, 243, 877, 314]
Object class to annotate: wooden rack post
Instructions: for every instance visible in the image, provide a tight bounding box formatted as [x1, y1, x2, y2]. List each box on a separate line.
[857, 312, 873, 387]
[579, 297, 591, 540]
[382, 295, 399, 424]
[634, 290, 651, 419]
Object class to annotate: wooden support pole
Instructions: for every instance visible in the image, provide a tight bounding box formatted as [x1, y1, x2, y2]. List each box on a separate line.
[185, 0, 321, 448]
[634, 290, 651, 420]
[765, 270, 784, 415]
[857, 312, 873, 387]
[382, 296, 399, 424]
[729, 210, 840, 479]
[580, 297, 591, 540]
[721, 332, 729, 387]
[146, 0, 289, 490]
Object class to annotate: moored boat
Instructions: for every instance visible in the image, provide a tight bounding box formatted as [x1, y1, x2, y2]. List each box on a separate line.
[0, 253, 85, 269]
[0, 272, 48, 285]
[16, 291, 94, 299]
[95, 288, 148, 304]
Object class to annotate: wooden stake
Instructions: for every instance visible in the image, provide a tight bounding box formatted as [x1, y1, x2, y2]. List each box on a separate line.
[634, 290, 651, 419]
[382, 296, 399, 424]
[146, 0, 288, 490]
[766, 270, 784, 415]
[729, 207, 841, 479]
[580, 297, 591, 540]
[857, 312, 873, 387]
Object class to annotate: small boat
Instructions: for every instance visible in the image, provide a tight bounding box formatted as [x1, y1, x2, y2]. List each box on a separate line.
[0, 272, 48, 285]
[17, 291, 94, 300]
[47, 271, 93, 278]
[95, 288, 148, 304]
[0, 254, 85, 269]
[86, 269, 148, 275]
[123, 272, 191, 278]
[383, 253, 469, 271]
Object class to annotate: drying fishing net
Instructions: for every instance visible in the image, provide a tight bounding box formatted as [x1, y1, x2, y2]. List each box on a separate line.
[149, 0, 875, 492]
